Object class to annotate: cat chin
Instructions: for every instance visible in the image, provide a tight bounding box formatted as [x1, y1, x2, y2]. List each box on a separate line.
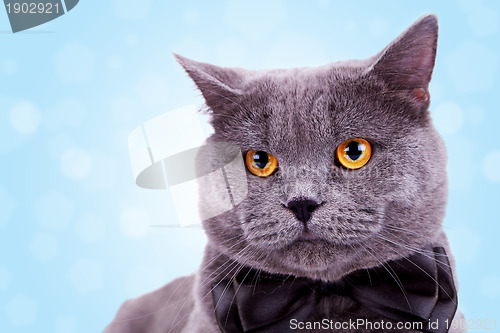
[266, 239, 357, 278]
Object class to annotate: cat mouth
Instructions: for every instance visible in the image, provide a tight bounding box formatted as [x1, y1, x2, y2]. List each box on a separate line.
[296, 230, 321, 242]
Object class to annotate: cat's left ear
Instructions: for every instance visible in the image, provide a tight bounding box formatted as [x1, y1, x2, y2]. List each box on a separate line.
[369, 15, 438, 103]
[174, 54, 244, 112]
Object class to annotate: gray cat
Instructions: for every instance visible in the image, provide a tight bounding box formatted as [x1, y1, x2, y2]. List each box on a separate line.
[106, 15, 464, 333]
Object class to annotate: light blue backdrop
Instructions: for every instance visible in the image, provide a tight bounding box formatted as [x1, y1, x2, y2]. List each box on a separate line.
[1, 1, 499, 332]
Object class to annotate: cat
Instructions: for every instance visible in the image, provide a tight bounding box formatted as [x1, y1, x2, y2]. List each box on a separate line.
[105, 14, 464, 333]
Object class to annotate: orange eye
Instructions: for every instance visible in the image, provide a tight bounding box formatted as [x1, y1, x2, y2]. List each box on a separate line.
[245, 150, 278, 177]
[336, 138, 372, 169]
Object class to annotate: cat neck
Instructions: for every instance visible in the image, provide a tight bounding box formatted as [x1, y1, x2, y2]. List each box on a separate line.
[197, 243, 359, 318]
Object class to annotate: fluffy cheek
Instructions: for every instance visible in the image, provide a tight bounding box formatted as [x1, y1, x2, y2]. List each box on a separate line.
[378, 133, 448, 247]
[238, 197, 302, 250]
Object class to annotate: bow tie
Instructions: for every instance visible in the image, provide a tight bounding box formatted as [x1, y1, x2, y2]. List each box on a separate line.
[212, 246, 457, 333]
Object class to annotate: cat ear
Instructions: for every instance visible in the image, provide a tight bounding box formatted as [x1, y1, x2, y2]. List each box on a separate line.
[174, 54, 243, 111]
[370, 15, 438, 101]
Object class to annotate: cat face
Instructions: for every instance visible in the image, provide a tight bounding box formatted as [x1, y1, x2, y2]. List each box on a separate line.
[177, 15, 447, 280]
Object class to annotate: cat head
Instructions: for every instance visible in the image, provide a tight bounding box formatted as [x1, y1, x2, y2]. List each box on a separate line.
[176, 15, 447, 280]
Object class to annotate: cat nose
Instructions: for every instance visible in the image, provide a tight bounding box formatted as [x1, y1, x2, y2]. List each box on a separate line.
[286, 199, 319, 224]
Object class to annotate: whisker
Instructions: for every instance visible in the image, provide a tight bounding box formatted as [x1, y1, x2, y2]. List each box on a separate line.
[371, 238, 457, 306]
[356, 242, 411, 309]
[376, 233, 451, 269]
[168, 242, 254, 332]
[383, 225, 446, 246]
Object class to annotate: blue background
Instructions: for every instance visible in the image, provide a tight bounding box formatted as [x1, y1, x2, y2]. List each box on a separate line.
[1, 1, 499, 332]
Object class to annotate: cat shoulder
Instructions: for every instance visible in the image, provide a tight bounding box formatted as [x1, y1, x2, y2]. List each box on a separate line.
[104, 274, 195, 333]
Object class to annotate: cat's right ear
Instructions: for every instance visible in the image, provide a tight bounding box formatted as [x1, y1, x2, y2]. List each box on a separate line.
[368, 15, 438, 103]
[174, 54, 243, 112]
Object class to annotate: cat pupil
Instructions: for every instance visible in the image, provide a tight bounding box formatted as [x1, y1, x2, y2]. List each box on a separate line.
[253, 151, 269, 169]
[345, 141, 363, 161]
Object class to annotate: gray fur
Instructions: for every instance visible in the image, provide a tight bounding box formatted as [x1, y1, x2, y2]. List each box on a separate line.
[106, 15, 463, 333]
